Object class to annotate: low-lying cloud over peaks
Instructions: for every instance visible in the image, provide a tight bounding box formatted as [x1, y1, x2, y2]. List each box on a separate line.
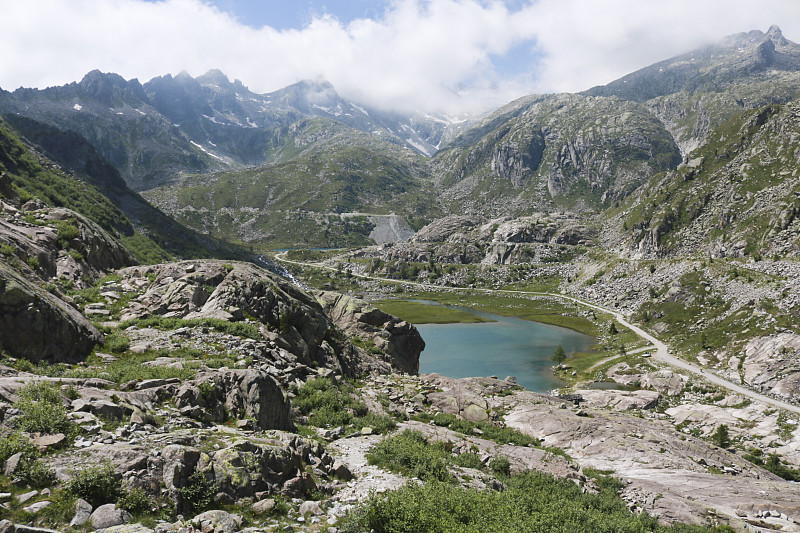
[1, 0, 799, 114]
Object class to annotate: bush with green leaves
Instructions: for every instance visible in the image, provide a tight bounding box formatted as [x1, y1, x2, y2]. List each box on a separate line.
[117, 487, 153, 515]
[293, 377, 396, 434]
[64, 461, 123, 507]
[177, 469, 216, 515]
[340, 469, 735, 533]
[13, 381, 71, 434]
[367, 430, 458, 483]
[0, 430, 54, 487]
[488, 456, 511, 477]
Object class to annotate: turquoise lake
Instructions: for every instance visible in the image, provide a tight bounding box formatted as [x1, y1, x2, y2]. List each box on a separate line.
[415, 303, 595, 393]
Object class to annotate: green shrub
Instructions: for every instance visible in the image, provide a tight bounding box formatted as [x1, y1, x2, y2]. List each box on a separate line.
[367, 430, 453, 483]
[68, 249, 85, 262]
[452, 452, 485, 470]
[63, 384, 81, 401]
[421, 413, 538, 447]
[13, 381, 71, 434]
[0, 430, 38, 465]
[583, 467, 623, 493]
[103, 332, 130, 354]
[25, 256, 39, 270]
[340, 470, 733, 533]
[293, 377, 394, 433]
[20, 458, 56, 487]
[0, 243, 16, 256]
[177, 470, 216, 515]
[0, 430, 55, 487]
[488, 456, 511, 477]
[197, 381, 217, 405]
[65, 461, 123, 507]
[117, 487, 153, 515]
[53, 219, 80, 242]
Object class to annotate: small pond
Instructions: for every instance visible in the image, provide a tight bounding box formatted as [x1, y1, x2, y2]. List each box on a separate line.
[416, 302, 595, 393]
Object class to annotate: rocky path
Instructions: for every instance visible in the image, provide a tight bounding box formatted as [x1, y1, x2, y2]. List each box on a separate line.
[274, 252, 800, 415]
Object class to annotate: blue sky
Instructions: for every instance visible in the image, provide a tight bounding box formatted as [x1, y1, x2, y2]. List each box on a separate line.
[2, 0, 800, 114]
[207, 0, 393, 30]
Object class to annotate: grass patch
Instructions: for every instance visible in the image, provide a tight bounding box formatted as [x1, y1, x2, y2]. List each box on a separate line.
[373, 299, 493, 324]
[402, 292, 600, 337]
[119, 317, 261, 340]
[416, 413, 540, 448]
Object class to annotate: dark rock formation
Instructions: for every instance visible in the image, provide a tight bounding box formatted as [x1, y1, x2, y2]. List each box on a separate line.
[0, 263, 101, 361]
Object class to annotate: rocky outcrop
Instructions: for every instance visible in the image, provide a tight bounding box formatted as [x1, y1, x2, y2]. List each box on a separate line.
[0, 263, 102, 361]
[120, 260, 337, 367]
[729, 332, 800, 402]
[0, 207, 135, 288]
[411, 215, 486, 243]
[316, 291, 424, 374]
[573, 389, 661, 410]
[176, 369, 292, 431]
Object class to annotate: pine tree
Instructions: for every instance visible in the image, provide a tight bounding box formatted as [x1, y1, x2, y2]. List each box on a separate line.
[712, 424, 730, 448]
[552, 345, 567, 364]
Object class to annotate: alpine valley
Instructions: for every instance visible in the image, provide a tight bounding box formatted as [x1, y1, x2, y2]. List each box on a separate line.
[0, 24, 799, 533]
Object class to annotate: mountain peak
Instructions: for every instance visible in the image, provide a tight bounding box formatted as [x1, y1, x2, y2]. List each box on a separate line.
[767, 24, 788, 46]
[197, 69, 231, 87]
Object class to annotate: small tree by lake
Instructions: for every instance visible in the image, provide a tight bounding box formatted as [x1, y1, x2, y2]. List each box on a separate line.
[552, 345, 567, 365]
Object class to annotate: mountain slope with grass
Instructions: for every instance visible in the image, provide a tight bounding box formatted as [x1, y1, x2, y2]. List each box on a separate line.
[143, 124, 439, 248]
[614, 97, 800, 259]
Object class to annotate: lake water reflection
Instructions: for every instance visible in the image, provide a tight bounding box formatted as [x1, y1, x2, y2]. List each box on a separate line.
[416, 303, 595, 393]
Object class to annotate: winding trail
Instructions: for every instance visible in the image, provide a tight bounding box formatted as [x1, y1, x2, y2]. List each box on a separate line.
[272, 252, 800, 415]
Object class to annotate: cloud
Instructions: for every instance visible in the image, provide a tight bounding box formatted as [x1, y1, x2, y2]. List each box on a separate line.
[0, 0, 798, 114]
[518, 0, 800, 93]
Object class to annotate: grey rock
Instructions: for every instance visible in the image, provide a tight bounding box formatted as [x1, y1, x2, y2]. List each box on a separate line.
[70, 498, 93, 527]
[298, 500, 324, 516]
[0, 520, 11, 533]
[22, 500, 52, 513]
[17, 490, 38, 504]
[3, 452, 23, 477]
[31, 433, 66, 451]
[210, 439, 298, 499]
[317, 291, 424, 374]
[0, 262, 102, 362]
[177, 369, 292, 431]
[190, 510, 242, 533]
[13, 526, 62, 533]
[252, 498, 276, 514]
[90, 503, 132, 529]
[161, 445, 200, 490]
[94, 525, 154, 533]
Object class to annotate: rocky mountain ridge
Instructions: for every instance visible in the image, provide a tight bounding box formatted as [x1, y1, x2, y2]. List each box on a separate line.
[0, 70, 469, 191]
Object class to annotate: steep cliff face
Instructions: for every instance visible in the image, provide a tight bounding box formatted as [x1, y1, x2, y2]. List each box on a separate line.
[432, 94, 681, 216]
[618, 99, 800, 259]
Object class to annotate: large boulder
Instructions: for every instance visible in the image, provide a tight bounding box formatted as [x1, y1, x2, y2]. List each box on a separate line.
[176, 369, 293, 431]
[209, 439, 299, 499]
[0, 263, 102, 362]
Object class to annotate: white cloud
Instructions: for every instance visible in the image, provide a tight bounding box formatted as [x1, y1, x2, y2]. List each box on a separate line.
[517, 0, 800, 93]
[0, 0, 798, 114]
